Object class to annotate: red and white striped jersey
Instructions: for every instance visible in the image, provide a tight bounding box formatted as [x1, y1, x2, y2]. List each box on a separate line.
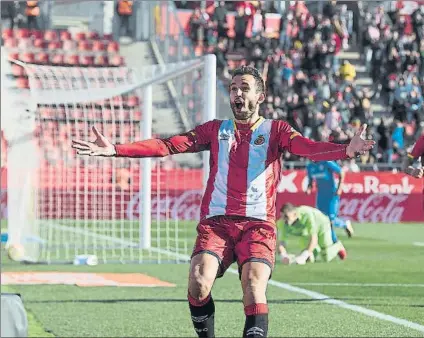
[115, 117, 349, 224]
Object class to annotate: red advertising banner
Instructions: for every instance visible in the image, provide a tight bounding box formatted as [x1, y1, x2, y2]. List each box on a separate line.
[0, 168, 423, 223]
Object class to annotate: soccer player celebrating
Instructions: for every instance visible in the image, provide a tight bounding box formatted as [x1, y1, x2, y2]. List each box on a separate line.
[305, 160, 354, 239]
[72, 66, 374, 338]
[277, 203, 347, 265]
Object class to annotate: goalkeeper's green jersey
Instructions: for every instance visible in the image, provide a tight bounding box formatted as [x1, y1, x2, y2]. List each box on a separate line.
[277, 205, 331, 243]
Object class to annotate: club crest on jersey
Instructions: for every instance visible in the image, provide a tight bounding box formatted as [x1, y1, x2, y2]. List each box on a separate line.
[254, 135, 265, 145]
[219, 132, 231, 141]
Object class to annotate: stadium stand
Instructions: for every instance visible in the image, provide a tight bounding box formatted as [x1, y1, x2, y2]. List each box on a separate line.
[169, 0, 423, 169]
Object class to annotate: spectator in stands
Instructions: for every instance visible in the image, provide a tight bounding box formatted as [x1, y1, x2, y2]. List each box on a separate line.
[212, 1, 228, 40]
[234, 6, 248, 48]
[116, 0, 133, 37]
[323, 0, 337, 19]
[1, 1, 18, 30]
[25, 1, 39, 30]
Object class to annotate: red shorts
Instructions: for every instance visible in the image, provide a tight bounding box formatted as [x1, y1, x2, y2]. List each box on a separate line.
[191, 216, 276, 278]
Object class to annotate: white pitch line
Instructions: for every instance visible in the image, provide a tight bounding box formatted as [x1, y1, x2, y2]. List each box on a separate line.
[413, 242, 424, 247]
[291, 282, 424, 288]
[150, 248, 424, 334]
[260, 277, 424, 333]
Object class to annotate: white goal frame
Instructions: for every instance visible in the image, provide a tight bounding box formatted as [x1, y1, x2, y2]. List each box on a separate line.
[6, 54, 216, 259]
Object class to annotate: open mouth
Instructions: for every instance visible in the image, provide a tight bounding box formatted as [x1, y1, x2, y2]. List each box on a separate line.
[234, 101, 244, 110]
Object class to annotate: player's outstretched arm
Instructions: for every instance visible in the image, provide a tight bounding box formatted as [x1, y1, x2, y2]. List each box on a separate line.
[73, 123, 214, 158]
[284, 124, 375, 161]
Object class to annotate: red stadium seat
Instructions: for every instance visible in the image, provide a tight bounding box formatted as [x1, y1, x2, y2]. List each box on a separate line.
[2, 28, 14, 40]
[4, 38, 18, 48]
[102, 109, 112, 120]
[109, 55, 124, 66]
[87, 31, 99, 40]
[35, 52, 49, 64]
[112, 96, 122, 106]
[74, 32, 86, 41]
[127, 95, 140, 107]
[94, 55, 108, 66]
[8, 52, 19, 61]
[16, 29, 30, 39]
[33, 38, 45, 49]
[80, 55, 94, 66]
[107, 41, 119, 53]
[18, 38, 33, 50]
[60, 30, 72, 41]
[20, 52, 35, 63]
[51, 54, 65, 65]
[134, 111, 142, 120]
[47, 40, 62, 50]
[78, 40, 92, 51]
[31, 30, 44, 39]
[44, 30, 58, 41]
[16, 77, 29, 89]
[63, 40, 77, 51]
[92, 40, 105, 52]
[65, 54, 79, 65]
[11, 64, 25, 77]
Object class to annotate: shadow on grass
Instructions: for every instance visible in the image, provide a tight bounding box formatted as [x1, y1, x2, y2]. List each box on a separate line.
[27, 297, 356, 304]
[26, 298, 424, 308]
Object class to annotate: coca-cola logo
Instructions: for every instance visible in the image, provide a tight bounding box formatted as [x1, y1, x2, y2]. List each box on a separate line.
[127, 190, 203, 221]
[339, 194, 409, 223]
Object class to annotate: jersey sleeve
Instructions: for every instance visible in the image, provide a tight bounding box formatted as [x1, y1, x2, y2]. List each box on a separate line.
[325, 161, 342, 174]
[409, 135, 424, 159]
[115, 120, 217, 158]
[276, 121, 349, 161]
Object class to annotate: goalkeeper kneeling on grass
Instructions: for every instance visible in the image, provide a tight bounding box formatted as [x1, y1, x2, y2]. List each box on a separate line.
[277, 203, 347, 265]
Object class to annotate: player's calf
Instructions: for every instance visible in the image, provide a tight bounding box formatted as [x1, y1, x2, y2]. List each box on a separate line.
[241, 262, 271, 337]
[188, 253, 219, 337]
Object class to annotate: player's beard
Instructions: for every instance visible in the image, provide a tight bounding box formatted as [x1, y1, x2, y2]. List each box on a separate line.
[231, 100, 259, 121]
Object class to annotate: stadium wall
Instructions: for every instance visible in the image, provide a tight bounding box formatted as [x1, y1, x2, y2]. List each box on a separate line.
[0, 169, 422, 223]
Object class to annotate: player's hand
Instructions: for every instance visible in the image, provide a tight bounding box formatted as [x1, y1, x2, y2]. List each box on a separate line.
[281, 254, 295, 265]
[305, 187, 312, 195]
[294, 250, 310, 265]
[72, 126, 116, 157]
[336, 189, 342, 196]
[346, 124, 376, 158]
[409, 168, 424, 179]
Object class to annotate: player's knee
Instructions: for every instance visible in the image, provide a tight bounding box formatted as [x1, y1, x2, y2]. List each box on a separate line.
[241, 262, 269, 299]
[188, 257, 217, 301]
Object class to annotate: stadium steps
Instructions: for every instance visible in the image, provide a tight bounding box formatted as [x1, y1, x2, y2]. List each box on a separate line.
[120, 41, 201, 168]
[119, 42, 181, 134]
[338, 48, 386, 114]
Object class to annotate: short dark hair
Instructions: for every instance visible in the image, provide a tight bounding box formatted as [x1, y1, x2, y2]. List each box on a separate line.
[281, 203, 296, 213]
[232, 66, 265, 95]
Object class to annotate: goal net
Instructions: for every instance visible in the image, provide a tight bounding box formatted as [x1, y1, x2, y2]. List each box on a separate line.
[6, 55, 217, 264]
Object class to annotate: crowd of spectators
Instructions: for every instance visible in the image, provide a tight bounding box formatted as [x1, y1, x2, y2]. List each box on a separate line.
[184, 0, 424, 169]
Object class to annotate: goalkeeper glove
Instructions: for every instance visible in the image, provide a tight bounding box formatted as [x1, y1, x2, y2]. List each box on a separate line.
[295, 250, 311, 265]
[281, 253, 295, 265]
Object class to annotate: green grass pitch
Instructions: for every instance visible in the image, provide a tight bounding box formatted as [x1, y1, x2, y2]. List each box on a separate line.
[1, 222, 424, 337]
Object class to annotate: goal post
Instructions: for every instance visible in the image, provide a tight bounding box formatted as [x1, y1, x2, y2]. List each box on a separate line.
[6, 54, 217, 263]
